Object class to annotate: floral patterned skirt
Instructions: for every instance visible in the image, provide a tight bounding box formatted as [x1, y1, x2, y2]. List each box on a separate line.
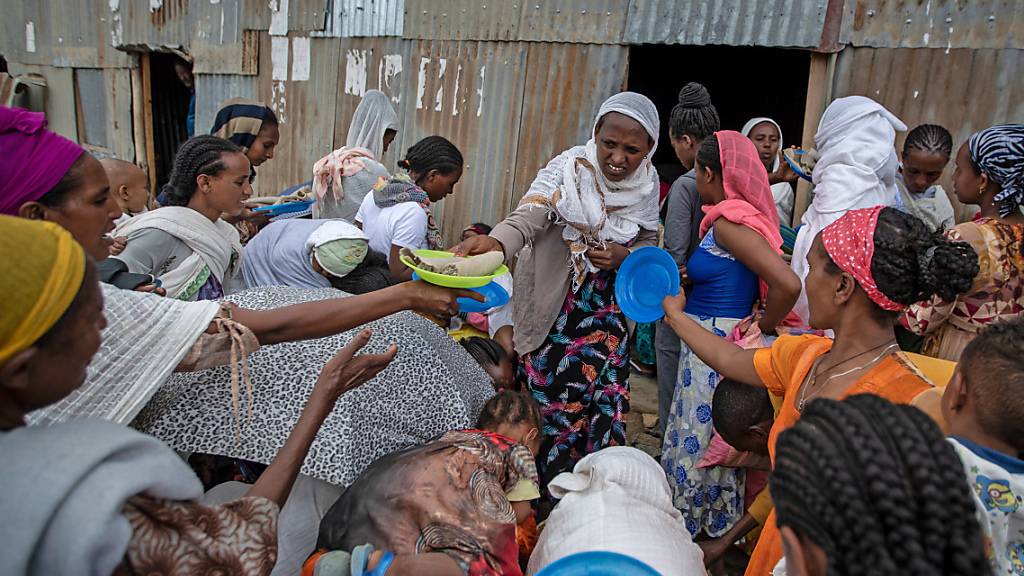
[661, 314, 744, 537]
[519, 270, 630, 494]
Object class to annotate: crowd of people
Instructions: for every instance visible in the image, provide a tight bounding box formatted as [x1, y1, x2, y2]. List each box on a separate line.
[0, 73, 1022, 576]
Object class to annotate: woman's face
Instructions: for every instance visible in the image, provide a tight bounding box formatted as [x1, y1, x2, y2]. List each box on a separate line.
[423, 167, 462, 203]
[22, 154, 122, 261]
[748, 121, 780, 172]
[901, 149, 948, 196]
[694, 159, 725, 205]
[805, 235, 841, 330]
[952, 142, 985, 205]
[247, 124, 279, 167]
[594, 112, 652, 182]
[670, 133, 697, 170]
[200, 152, 252, 217]
[382, 129, 397, 155]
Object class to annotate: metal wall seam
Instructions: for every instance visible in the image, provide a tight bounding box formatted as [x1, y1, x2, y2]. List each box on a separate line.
[317, 0, 405, 38]
[842, 0, 1023, 50]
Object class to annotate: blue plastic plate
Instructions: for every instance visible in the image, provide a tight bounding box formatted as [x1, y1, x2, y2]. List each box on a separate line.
[411, 273, 509, 313]
[783, 149, 813, 182]
[615, 246, 680, 323]
[535, 551, 662, 576]
[251, 200, 314, 216]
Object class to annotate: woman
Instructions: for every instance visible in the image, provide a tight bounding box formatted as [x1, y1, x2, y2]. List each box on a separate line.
[314, 89, 400, 221]
[453, 92, 661, 492]
[740, 117, 798, 228]
[896, 123, 956, 233]
[356, 135, 463, 281]
[242, 218, 392, 293]
[791, 96, 907, 322]
[902, 124, 1024, 361]
[0, 215, 396, 576]
[661, 205, 978, 575]
[115, 135, 249, 300]
[661, 131, 800, 538]
[771, 395, 988, 576]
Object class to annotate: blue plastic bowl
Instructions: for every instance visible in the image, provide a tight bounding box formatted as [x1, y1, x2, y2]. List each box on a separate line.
[411, 273, 509, 313]
[535, 551, 662, 576]
[615, 246, 680, 323]
[251, 200, 314, 216]
[783, 149, 813, 182]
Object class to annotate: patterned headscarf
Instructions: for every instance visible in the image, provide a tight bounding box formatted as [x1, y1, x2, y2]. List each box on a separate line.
[821, 206, 903, 311]
[0, 106, 85, 215]
[210, 98, 273, 152]
[371, 172, 443, 249]
[967, 124, 1024, 217]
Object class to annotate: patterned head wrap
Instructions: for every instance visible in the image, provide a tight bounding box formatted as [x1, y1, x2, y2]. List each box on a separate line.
[0, 215, 86, 364]
[210, 98, 274, 152]
[0, 106, 85, 216]
[967, 124, 1024, 217]
[821, 206, 903, 311]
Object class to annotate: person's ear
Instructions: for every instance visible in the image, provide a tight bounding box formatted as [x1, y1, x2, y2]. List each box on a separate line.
[118, 184, 131, 202]
[945, 370, 970, 415]
[17, 202, 48, 221]
[0, 347, 39, 398]
[748, 421, 771, 441]
[834, 272, 856, 306]
[682, 135, 694, 150]
[196, 173, 212, 193]
[780, 525, 828, 576]
[700, 165, 714, 184]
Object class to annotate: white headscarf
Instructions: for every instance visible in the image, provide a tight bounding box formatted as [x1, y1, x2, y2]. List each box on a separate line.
[741, 117, 783, 171]
[345, 90, 399, 161]
[521, 92, 661, 291]
[791, 96, 907, 321]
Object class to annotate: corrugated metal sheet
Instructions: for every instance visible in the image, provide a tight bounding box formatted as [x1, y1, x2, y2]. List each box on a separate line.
[195, 73, 259, 134]
[319, 0, 404, 37]
[403, 0, 627, 44]
[4, 63, 79, 141]
[832, 46, 1024, 220]
[1, 0, 132, 68]
[843, 0, 1024, 50]
[116, 0, 190, 49]
[623, 0, 835, 48]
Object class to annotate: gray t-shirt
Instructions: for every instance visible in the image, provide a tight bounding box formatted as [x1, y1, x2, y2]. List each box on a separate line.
[663, 170, 704, 265]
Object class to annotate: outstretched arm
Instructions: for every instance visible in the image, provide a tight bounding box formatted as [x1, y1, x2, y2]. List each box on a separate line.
[662, 293, 763, 386]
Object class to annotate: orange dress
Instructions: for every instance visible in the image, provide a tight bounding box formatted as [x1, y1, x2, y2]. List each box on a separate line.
[744, 335, 934, 576]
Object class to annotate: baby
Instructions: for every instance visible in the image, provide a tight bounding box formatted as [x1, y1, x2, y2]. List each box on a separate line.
[100, 158, 149, 255]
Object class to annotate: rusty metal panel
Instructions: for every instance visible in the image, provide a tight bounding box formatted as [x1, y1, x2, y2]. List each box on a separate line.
[190, 1, 259, 74]
[623, 0, 835, 48]
[4, 63, 79, 141]
[843, 0, 1023, 50]
[403, 0, 626, 44]
[318, 0, 404, 37]
[2, 0, 132, 68]
[115, 0, 190, 50]
[832, 46, 1024, 220]
[511, 43, 628, 207]
[194, 73, 259, 137]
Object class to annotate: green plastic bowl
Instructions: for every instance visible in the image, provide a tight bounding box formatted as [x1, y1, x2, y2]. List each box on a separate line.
[399, 249, 509, 288]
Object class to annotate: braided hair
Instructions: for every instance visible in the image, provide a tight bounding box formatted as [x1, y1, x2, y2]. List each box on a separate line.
[824, 207, 978, 316]
[397, 135, 463, 177]
[771, 394, 990, 576]
[160, 135, 244, 207]
[476, 389, 541, 431]
[460, 336, 506, 372]
[696, 132, 723, 174]
[903, 124, 953, 158]
[958, 318, 1024, 453]
[669, 82, 720, 140]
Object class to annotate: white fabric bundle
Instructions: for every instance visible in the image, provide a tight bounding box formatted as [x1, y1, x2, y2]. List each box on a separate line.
[346, 89, 399, 161]
[528, 447, 707, 576]
[791, 96, 907, 321]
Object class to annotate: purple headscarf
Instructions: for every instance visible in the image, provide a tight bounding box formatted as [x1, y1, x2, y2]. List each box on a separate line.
[0, 106, 84, 215]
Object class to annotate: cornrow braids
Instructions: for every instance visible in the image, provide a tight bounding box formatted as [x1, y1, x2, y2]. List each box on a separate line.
[696, 133, 723, 174]
[398, 135, 463, 178]
[476, 390, 541, 432]
[771, 395, 989, 576]
[903, 124, 953, 158]
[958, 318, 1024, 452]
[160, 135, 243, 207]
[460, 336, 506, 371]
[669, 82, 720, 140]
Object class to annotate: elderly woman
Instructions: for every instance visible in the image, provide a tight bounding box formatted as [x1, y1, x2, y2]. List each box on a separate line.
[313, 90, 400, 221]
[0, 215, 396, 576]
[790, 96, 907, 322]
[454, 92, 661, 492]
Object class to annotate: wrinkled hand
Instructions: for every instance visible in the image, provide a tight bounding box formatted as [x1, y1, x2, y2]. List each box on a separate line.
[109, 236, 127, 256]
[662, 293, 687, 323]
[134, 283, 167, 297]
[313, 329, 398, 405]
[404, 280, 484, 319]
[698, 537, 732, 567]
[450, 234, 503, 257]
[587, 243, 629, 270]
[768, 148, 799, 185]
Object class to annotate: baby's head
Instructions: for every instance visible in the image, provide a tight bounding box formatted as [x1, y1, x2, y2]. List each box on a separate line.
[99, 158, 149, 216]
[461, 336, 514, 390]
[476, 390, 541, 455]
[945, 318, 1024, 454]
[712, 378, 774, 455]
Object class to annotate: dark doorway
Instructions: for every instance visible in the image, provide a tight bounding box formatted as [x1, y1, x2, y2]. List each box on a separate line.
[148, 52, 193, 190]
[627, 44, 811, 185]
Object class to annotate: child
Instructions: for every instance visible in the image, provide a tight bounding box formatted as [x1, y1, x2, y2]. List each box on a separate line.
[309, 391, 541, 576]
[944, 319, 1024, 575]
[100, 157, 149, 256]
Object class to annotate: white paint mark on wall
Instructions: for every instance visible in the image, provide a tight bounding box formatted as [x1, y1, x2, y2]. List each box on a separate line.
[291, 37, 310, 82]
[476, 65, 486, 117]
[269, 0, 289, 36]
[434, 58, 447, 112]
[219, 8, 225, 43]
[25, 22, 36, 53]
[913, 90, 919, 99]
[378, 54, 403, 103]
[923, 32, 929, 44]
[451, 64, 462, 116]
[271, 81, 288, 125]
[945, 27, 953, 54]
[109, 0, 123, 47]
[210, 0, 221, 4]
[271, 36, 289, 81]
[344, 49, 368, 96]
[416, 57, 429, 110]
[149, 0, 163, 12]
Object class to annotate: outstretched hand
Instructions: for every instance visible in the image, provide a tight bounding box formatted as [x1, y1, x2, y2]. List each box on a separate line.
[662, 293, 687, 323]
[313, 329, 398, 405]
[450, 234, 503, 257]
[769, 147, 799, 185]
[403, 280, 484, 320]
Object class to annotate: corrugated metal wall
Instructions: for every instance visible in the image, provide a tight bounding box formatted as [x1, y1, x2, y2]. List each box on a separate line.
[842, 0, 1024, 50]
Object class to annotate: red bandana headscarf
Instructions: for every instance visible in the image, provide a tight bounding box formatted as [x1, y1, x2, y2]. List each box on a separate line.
[0, 106, 84, 216]
[821, 206, 903, 311]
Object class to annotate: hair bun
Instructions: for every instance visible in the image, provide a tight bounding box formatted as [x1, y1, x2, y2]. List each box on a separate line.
[920, 239, 979, 302]
[677, 82, 712, 109]
[397, 159, 411, 169]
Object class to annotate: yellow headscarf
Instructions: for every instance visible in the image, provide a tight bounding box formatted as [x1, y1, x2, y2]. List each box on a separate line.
[0, 215, 86, 364]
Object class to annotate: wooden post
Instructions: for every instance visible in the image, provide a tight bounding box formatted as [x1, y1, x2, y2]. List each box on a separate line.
[140, 52, 158, 207]
[793, 52, 833, 223]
